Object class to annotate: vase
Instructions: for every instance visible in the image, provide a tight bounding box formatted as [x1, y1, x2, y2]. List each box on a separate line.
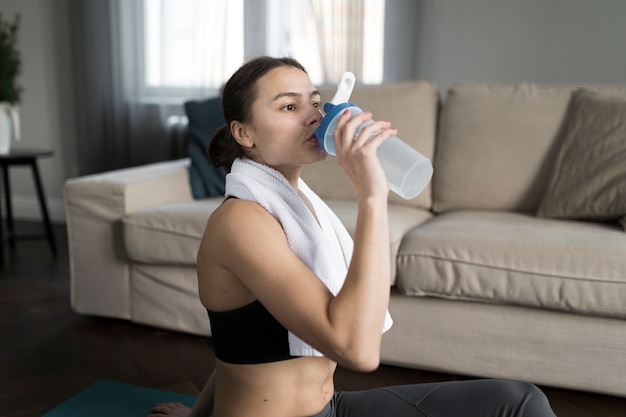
[0, 102, 20, 154]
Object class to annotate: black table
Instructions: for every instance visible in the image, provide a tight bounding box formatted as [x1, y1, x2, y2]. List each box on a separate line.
[0, 148, 56, 267]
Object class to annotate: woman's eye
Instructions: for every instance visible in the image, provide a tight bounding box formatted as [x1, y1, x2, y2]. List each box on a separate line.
[282, 104, 296, 111]
[312, 101, 320, 108]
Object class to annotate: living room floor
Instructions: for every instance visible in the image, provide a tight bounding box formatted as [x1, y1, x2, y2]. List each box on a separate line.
[1, 220, 625, 417]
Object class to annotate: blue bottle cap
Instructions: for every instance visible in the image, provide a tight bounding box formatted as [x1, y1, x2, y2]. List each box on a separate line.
[314, 102, 356, 155]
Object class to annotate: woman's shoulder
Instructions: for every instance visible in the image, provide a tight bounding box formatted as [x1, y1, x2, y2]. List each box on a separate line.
[211, 197, 273, 223]
[198, 197, 291, 285]
[205, 198, 282, 242]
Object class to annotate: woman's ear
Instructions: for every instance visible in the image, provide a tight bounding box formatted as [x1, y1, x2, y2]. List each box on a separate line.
[230, 121, 255, 148]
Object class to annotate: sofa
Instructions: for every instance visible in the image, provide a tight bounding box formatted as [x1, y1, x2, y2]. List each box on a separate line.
[64, 80, 626, 397]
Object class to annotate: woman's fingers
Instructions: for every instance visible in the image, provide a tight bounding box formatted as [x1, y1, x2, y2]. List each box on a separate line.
[335, 110, 394, 153]
[330, 109, 394, 197]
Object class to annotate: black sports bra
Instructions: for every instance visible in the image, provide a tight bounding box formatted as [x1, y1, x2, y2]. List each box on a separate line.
[207, 300, 299, 364]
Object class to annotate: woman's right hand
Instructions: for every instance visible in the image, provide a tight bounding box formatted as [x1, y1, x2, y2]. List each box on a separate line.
[331, 109, 396, 200]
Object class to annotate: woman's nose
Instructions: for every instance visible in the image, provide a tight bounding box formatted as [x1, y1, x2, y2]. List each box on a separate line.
[308, 107, 323, 126]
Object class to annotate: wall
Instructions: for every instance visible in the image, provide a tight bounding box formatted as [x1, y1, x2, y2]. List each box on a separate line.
[413, 0, 626, 92]
[0, 0, 76, 223]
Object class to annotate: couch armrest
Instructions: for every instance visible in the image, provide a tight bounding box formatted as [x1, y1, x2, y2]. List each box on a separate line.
[63, 158, 193, 319]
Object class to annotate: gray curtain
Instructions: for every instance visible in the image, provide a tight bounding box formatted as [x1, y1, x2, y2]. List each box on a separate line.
[69, 0, 174, 175]
[311, 0, 365, 83]
[383, 0, 420, 82]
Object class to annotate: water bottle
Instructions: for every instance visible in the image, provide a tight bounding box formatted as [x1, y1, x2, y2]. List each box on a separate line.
[314, 72, 433, 199]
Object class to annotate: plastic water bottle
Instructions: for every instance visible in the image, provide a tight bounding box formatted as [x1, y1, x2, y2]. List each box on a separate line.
[314, 72, 433, 199]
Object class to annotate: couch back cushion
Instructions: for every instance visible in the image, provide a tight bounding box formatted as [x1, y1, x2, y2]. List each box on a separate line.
[301, 80, 438, 209]
[184, 97, 227, 199]
[432, 83, 626, 213]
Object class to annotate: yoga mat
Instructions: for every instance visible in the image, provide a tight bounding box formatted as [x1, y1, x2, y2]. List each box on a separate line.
[42, 379, 197, 417]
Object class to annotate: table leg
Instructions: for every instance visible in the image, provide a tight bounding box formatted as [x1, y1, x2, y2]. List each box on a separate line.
[0, 208, 3, 267]
[0, 166, 3, 267]
[1, 164, 14, 250]
[30, 160, 56, 255]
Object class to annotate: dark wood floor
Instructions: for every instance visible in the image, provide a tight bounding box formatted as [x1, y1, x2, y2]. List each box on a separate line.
[1, 221, 625, 417]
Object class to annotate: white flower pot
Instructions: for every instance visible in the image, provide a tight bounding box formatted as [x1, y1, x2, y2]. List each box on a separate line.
[0, 102, 21, 154]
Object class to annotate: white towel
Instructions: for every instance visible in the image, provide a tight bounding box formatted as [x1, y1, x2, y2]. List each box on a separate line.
[225, 157, 393, 357]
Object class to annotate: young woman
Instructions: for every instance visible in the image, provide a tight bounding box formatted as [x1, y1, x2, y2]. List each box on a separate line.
[149, 56, 557, 417]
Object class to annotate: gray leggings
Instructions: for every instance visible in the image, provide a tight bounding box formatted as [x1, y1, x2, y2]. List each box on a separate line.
[311, 379, 557, 417]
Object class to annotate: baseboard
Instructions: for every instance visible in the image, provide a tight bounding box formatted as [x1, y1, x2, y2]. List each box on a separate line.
[0, 195, 66, 224]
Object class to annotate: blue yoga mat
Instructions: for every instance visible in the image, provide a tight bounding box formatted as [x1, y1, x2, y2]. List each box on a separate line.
[42, 379, 197, 417]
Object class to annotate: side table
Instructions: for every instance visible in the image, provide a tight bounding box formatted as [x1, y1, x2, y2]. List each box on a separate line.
[0, 148, 56, 267]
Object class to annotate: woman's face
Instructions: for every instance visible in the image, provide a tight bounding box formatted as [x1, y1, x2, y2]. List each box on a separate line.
[240, 66, 326, 174]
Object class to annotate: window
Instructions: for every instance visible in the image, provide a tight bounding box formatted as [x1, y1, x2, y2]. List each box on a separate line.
[143, 0, 244, 96]
[141, 0, 385, 97]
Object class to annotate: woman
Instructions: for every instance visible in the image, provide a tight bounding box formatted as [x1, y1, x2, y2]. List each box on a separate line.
[150, 56, 557, 417]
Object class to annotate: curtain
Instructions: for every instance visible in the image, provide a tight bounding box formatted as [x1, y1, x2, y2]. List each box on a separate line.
[311, 0, 365, 84]
[69, 0, 238, 175]
[70, 0, 132, 174]
[383, 0, 419, 83]
[70, 0, 174, 174]
[306, 0, 418, 85]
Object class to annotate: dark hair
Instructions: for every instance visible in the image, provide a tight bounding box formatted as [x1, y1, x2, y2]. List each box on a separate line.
[208, 56, 307, 172]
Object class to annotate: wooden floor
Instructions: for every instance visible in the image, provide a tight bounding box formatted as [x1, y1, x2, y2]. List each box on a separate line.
[1, 221, 625, 417]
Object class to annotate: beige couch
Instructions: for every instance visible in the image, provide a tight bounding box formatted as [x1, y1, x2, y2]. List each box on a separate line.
[64, 81, 626, 397]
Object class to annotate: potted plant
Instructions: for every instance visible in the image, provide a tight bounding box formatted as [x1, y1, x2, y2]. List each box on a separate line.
[0, 13, 22, 154]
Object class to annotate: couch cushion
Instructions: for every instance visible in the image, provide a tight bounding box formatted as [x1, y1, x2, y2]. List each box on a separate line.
[123, 198, 224, 265]
[433, 83, 626, 213]
[537, 89, 626, 222]
[303, 80, 438, 209]
[123, 197, 432, 285]
[396, 211, 626, 318]
[326, 199, 433, 285]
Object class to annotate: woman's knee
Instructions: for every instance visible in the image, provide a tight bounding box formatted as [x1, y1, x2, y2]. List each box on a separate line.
[500, 380, 556, 417]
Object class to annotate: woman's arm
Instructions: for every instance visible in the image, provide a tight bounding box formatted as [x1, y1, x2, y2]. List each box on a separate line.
[188, 370, 216, 417]
[324, 110, 394, 369]
[201, 113, 395, 372]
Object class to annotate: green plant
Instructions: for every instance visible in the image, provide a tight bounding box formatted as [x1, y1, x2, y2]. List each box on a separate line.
[0, 13, 22, 104]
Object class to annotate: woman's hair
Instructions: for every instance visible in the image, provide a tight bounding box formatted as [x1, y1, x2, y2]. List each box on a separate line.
[209, 56, 308, 172]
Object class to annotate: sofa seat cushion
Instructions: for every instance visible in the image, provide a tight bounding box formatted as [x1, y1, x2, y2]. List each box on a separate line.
[124, 196, 433, 283]
[326, 199, 433, 285]
[123, 198, 224, 265]
[396, 211, 626, 318]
